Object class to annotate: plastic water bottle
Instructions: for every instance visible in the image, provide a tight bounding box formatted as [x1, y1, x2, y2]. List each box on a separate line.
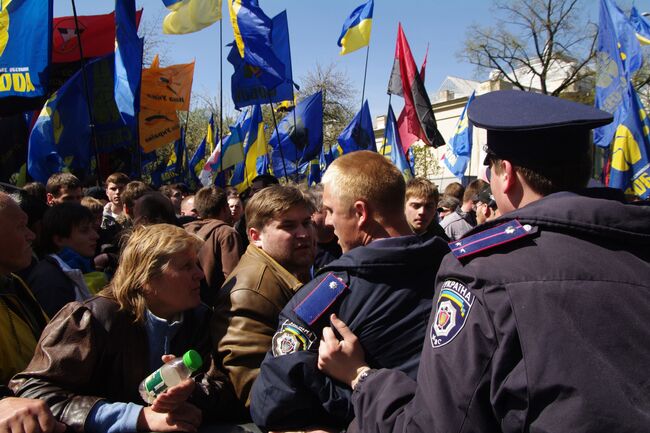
[138, 349, 203, 404]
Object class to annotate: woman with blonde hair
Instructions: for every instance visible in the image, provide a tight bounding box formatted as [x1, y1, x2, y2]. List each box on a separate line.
[11, 224, 233, 433]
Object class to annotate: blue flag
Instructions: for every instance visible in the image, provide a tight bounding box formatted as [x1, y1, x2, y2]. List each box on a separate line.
[608, 84, 650, 199]
[229, 10, 295, 109]
[630, 6, 650, 45]
[442, 91, 475, 179]
[594, 0, 643, 147]
[188, 115, 216, 188]
[28, 54, 133, 182]
[160, 129, 187, 184]
[307, 158, 321, 185]
[228, 0, 288, 90]
[115, 0, 143, 132]
[270, 91, 323, 179]
[0, 0, 52, 113]
[384, 104, 413, 180]
[337, 100, 375, 154]
[230, 105, 270, 192]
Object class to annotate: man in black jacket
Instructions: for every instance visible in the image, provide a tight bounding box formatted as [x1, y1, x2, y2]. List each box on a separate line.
[317, 90, 650, 433]
[250, 151, 449, 431]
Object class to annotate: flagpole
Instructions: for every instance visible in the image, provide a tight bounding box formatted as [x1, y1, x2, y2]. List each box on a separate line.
[360, 45, 370, 111]
[219, 18, 224, 175]
[268, 99, 288, 182]
[71, 0, 102, 185]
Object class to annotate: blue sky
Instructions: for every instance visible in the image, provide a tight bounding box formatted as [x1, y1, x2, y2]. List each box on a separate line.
[55, 0, 646, 120]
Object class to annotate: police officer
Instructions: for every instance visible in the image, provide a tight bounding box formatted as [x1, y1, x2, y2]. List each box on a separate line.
[317, 90, 650, 433]
[249, 151, 450, 431]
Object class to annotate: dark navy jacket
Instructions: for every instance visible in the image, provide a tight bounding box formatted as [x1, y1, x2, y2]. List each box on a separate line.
[250, 234, 450, 430]
[349, 190, 650, 433]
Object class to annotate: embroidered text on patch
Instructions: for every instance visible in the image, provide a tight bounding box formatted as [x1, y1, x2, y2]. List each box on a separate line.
[431, 279, 475, 348]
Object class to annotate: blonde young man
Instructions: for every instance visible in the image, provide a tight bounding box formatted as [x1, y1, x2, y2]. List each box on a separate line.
[212, 185, 316, 414]
[404, 178, 448, 241]
[250, 151, 450, 431]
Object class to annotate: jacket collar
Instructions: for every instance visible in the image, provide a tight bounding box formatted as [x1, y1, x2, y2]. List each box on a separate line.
[244, 244, 302, 292]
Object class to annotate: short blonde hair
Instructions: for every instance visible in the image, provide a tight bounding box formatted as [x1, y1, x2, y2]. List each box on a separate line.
[101, 224, 203, 322]
[322, 150, 405, 215]
[81, 196, 104, 214]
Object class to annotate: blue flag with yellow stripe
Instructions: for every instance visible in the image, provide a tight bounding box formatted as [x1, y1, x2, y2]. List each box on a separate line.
[630, 7, 650, 45]
[594, 0, 643, 147]
[115, 0, 143, 133]
[0, 0, 52, 114]
[337, 0, 373, 55]
[230, 105, 270, 192]
[608, 84, 650, 199]
[443, 91, 474, 179]
[337, 100, 375, 154]
[384, 103, 413, 180]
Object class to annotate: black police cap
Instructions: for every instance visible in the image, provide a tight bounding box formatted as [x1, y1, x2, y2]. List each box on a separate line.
[468, 90, 613, 168]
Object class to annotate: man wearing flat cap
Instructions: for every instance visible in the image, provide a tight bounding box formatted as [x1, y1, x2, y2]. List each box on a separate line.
[315, 90, 650, 433]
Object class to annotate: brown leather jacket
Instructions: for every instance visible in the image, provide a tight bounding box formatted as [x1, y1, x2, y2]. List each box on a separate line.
[9, 295, 238, 432]
[184, 219, 243, 304]
[212, 245, 302, 410]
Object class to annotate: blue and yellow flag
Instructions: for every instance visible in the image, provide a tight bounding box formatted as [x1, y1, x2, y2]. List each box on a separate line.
[162, 0, 222, 35]
[228, 10, 295, 109]
[269, 91, 323, 180]
[442, 91, 475, 179]
[0, 0, 52, 114]
[230, 105, 269, 192]
[337, 0, 373, 55]
[28, 54, 133, 182]
[608, 84, 650, 199]
[115, 0, 143, 132]
[188, 115, 215, 188]
[384, 104, 413, 181]
[228, 0, 288, 90]
[630, 6, 650, 45]
[594, 0, 643, 147]
[337, 100, 375, 154]
[160, 128, 187, 184]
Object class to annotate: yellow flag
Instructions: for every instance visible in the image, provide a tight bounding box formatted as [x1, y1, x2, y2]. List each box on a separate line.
[163, 0, 222, 35]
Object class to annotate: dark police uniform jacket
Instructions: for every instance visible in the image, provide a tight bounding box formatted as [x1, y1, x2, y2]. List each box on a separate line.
[349, 190, 650, 433]
[250, 234, 450, 430]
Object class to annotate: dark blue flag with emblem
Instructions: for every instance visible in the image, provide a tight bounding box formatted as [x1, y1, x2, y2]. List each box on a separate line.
[228, 10, 296, 109]
[269, 91, 323, 179]
[0, 0, 52, 115]
[337, 100, 375, 154]
[594, 0, 643, 147]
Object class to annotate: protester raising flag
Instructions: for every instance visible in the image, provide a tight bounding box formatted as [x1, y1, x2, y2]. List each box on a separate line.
[231, 105, 270, 192]
[162, 0, 222, 35]
[608, 83, 650, 199]
[337, 0, 373, 55]
[387, 23, 444, 148]
[269, 91, 323, 180]
[337, 101, 375, 154]
[442, 91, 475, 179]
[383, 104, 413, 180]
[630, 6, 650, 45]
[0, 0, 52, 115]
[114, 0, 143, 133]
[228, 10, 295, 109]
[228, 0, 288, 90]
[594, 0, 643, 147]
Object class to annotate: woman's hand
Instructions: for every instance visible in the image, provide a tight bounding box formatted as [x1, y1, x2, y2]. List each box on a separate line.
[137, 403, 202, 433]
[317, 314, 369, 388]
[150, 355, 196, 413]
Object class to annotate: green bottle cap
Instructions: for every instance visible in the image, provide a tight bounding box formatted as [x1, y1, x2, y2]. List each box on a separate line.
[182, 350, 203, 371]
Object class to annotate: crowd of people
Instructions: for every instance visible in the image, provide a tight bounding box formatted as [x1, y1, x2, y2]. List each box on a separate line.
[1, 90, 649, 433]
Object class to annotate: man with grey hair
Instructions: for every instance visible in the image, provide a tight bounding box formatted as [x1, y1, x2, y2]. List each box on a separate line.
[250, 151, 450, 431]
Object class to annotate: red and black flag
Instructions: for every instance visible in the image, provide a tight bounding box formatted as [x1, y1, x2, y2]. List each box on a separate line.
[387, 23, 444, 148]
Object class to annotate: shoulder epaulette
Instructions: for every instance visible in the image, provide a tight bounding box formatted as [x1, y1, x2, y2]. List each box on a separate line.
[293, 272, 348, 326]
[449, 220, 535, 260]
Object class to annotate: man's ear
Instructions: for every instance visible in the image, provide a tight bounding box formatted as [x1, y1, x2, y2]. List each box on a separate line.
[249, 227, 263, 247]
[353, 200, 369, 228]
[500, 160, 517, 194]
[46, 193, 55, 205]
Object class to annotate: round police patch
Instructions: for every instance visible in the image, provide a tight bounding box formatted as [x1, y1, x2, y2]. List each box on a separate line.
[430, 279, 475, 348]
[271, 320, 317, 357]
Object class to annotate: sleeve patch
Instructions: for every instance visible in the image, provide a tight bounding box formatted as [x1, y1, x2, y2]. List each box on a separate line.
[430, 279, 475, 348]
[272, 320, 317, 357]
[449, 220, 535, 260]
[293, 272, 348, 326]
